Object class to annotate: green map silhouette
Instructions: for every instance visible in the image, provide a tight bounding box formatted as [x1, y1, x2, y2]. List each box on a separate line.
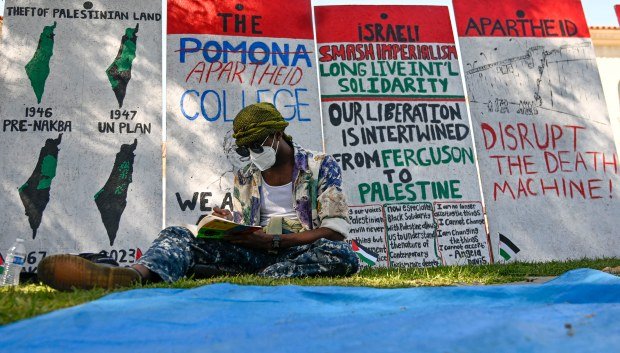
[94, 139, 137, 246]
[18, 134, 62, 239]
[25, 22, 57, 104]
[106, 24, 139, 108]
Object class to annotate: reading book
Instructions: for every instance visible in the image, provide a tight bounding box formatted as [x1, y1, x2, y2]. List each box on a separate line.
[186, 215, 262, 239]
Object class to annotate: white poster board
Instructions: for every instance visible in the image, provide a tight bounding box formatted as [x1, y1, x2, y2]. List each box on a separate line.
[0, 0, 162, 269]
[166, 0, 323, 226]
[315, 5, 491, 268]
[454, 0, 620, 261]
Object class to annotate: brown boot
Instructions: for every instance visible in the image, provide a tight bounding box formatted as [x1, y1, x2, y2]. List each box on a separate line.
[38, 254, 141, 291]
[603, 266, 620, 275]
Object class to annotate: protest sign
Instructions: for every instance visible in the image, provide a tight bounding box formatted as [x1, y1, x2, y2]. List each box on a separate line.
[166, 0, 323, 225]
[454, 0, 620, 261]
[316, 5, 491, 267]
[0, 0, 162, 268]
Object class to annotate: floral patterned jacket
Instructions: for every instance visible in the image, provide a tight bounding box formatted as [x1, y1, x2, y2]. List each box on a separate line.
[232, 142, 350, 238]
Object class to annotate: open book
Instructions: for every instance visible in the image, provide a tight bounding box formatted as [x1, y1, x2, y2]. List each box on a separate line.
[186, 215, 262, 239]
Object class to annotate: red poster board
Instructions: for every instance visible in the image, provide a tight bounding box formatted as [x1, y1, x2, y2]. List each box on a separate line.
[454, 0, 590, 38]
[168, 0, 313, 38]
[315, 5, 454, 44]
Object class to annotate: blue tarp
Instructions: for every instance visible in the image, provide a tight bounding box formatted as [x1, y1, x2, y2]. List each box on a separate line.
[1, 269, 620, 352]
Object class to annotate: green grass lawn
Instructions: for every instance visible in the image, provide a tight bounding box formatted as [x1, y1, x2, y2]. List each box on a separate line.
[1, 258, 619, 326]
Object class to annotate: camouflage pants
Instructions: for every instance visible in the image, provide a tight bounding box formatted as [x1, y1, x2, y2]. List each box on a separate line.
[136, 226, 360, 282]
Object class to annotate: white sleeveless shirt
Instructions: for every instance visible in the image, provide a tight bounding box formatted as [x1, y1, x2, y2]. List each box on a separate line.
[259, 180, 298, 227]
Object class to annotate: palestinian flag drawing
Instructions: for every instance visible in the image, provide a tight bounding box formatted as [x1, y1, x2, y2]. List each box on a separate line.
[351, 240, 378, 266]
[498, 233, 520, 261]
[0, 252, 4, 275]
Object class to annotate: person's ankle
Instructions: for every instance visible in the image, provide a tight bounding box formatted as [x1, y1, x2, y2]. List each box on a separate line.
[131, 264, 161, 283]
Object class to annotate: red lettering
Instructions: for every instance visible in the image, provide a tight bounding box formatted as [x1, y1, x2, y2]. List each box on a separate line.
[517, 123, 534, 149]
[481, 123, 497, 150]
[575, 152, 587, 172]
[489, 155, 505, 175]
[588, 179, 603, 199]
[526, 178, 537, 195]
[186, 61, 206, 83]
[205, 61, 223, 82]
[318, 45, 332, 62]
[602, 153, 619, 174]
[550, 124, 563, 149]
[544, 151, 559, 173]
[540, 178, 560, 196]
[557, 151, 572, 172]
[586, 151, 600, 171]
[565, 125, 585, 151]
[523, 155, 537, 174]
[493, 181, 515, 200]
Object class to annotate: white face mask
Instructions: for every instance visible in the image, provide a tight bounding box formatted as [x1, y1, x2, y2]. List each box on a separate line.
[250, 135, 280, 171]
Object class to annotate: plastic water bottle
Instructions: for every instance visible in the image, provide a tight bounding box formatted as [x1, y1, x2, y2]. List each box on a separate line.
[1, 239, 26, 286]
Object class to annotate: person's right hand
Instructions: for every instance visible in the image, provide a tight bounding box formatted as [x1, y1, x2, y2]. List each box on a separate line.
[213, 206, 233, 221]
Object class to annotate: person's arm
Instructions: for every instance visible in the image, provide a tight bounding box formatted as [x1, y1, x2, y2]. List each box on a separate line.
[282, 227, 345, 245]
[224, 227, 343, 251]
[312, 154, 351, 238]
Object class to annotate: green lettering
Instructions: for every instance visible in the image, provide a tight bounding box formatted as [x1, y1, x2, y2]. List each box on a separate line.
[450, 180, 462, 199]
[417, 148, 430, 166]
[394, 183, 405, 201]
[383, 183, 395, 201]
[371, 182, 383, 202]
[416, 181, 430, 200]
[393, 149, 404, 167]
[358, 183, 370, 203]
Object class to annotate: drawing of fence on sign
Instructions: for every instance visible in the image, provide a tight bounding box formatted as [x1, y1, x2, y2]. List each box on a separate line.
[465, 42, 606, 123]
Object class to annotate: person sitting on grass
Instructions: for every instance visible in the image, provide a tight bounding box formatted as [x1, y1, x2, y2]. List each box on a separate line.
[38, 102, 360, 291]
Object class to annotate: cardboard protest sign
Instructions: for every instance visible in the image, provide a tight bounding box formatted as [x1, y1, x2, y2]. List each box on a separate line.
[315, 5, 491, 268]
[166, 0, 322, 225]
[454, 0, 620, 261]
[0, 0, 162, 269]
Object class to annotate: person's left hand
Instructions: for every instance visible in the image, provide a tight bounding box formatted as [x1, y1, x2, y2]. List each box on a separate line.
[223, 229, 273, 251]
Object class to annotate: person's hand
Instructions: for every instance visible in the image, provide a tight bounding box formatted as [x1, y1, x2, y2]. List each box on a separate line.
[223, 229, 273, 251]
[212, 206, 233, 221]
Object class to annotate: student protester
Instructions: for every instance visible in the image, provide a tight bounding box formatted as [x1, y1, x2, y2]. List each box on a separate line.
[38, 103, 359, 290]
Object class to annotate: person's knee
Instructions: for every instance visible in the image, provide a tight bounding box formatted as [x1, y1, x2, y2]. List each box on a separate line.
[159, 226, 194, 242]
[313, 238, 360, 273]
[313, 237, 342, 248]
[312, 238, 349, 253]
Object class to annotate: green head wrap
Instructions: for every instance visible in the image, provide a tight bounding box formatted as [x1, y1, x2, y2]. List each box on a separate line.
[232, 103, 292, 146]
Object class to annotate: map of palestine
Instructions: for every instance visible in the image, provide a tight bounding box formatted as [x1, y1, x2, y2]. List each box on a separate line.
[19, 134, 62, 239]
[106, 24, 139, 108]
[25, 22, 57, 104]
[94, 139, 138, 246]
